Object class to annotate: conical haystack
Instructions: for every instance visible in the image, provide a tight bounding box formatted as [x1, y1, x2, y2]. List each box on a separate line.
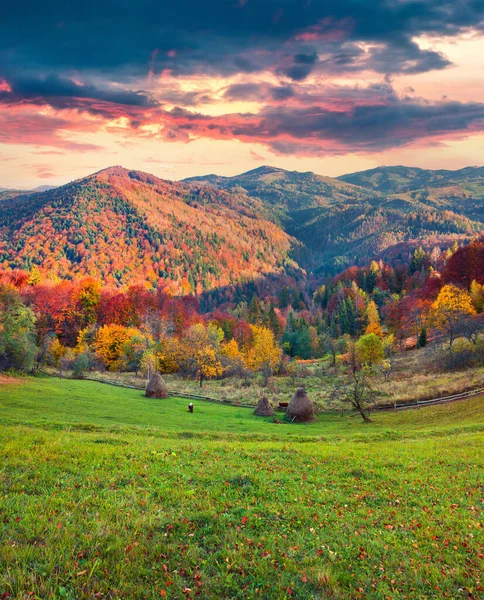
[286, 387, 314, 422]
[145, 372, 168, 398]
[254, 396, 274, 417]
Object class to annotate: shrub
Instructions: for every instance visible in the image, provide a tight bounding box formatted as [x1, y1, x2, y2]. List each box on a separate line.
[418, 328, 427, 348]
[72, 353, 91, 379]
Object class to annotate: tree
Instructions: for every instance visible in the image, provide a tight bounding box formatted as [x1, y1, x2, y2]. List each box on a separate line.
[410, 246, 427, 274]
[443, 238, 484, 287]
[94, 324, 140, 370]
[366, 261, 380, 293]
[248, 295, 262, 325]
[455, 314, 484, 346]
[73, 278, 101, 330]
[387, 295, 430, 348]
[72, 353, 91, 378]
[418, 327, 427, 348]
[246, 325, 282, 385]
[330, 342, 376, 423]
[140, 351, 158, 381]
[122, 334, 152, 374]
[365, 300, 383, 338]
[265, 303, 281, 337]
[176, 322, 224, 386]
[355, 333, 384, 367]
[338, 298, 356, 336]
[432, 285, 476, 348]
[0, 289, 37, 372]
[470, 280, 484, 313]
[195, 346, 223, 387]
[27, 265, 42, 285]
[50, 337, 68, 375]
[319, 329, 347, 367]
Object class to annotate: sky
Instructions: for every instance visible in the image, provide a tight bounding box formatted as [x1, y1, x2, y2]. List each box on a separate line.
[1, 0, 483, 188]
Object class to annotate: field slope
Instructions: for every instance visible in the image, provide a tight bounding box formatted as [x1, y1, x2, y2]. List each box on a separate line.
[0, 377, 483, 599]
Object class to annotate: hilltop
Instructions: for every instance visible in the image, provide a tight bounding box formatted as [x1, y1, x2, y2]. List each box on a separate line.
[0, 166, 299, 291]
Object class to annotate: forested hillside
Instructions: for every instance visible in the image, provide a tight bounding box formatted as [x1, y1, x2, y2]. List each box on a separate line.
[338, 165, 484, 193]
[0, 167, 298, 292]
[1, 164, 483, 289]
[187, 165, 484, 272]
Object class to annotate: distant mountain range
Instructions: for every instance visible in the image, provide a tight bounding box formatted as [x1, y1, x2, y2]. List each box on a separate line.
[186, 164, 484, 272]
[338, 165, 484, 193]
[0, 164, 482, 289]
[0, 184, 57, 194]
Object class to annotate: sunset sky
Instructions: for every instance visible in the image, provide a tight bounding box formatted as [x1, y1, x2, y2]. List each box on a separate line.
[1, 0, 483, 188]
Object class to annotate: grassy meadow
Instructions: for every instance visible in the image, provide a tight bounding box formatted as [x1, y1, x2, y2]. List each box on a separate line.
[0, 375, 483, 599]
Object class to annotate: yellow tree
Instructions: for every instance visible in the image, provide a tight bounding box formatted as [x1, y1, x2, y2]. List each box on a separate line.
[140, 350, 158, 380]
[432, 284, 476, 348]
[355, 333, 384, 367]
[470, 280, 484, 313]
[221, 338, 248, 379]
[222, 338, 241, 361]
[157, 335, 184, 374]
[365, 300, 383, 337]
[246, 325, 282, 385]
[94, 324, 139, 370]
[27, 265, 42, 285]
[76, 326, 97, 353]
[195, 346, 223, 387]
[177, 322, 224, 386]
[50, 338, 67, 366]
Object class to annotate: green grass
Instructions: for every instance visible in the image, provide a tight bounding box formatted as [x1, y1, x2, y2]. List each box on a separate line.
[1, 376, 483, 599]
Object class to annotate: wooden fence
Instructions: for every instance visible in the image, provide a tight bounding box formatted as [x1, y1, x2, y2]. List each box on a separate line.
[371, 387, 484, 412]
[83, 375, 483, 414]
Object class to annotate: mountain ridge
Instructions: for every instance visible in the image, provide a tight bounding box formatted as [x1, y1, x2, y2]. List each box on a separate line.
[0, 166, 300, 291]
[1, 163, 483, 288]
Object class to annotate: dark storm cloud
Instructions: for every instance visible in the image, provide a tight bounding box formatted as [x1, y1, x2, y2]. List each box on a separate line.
[161, 94, 484, 154]
[241, 99, 484, 153]
[224, 83, 295, 102]
[0, 74, 158, 107]
[279, 53, 319, 81]
[1, 0, 483, 83]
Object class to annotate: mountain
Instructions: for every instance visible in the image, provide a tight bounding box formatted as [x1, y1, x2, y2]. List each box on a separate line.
[186, 165, 484, 272]
[0, 166, 299, 291]
[1, 164, 483, 290]
[32, 184, 58, 192]
[338, 165, 484, 194]
[0, 184, 57, 201]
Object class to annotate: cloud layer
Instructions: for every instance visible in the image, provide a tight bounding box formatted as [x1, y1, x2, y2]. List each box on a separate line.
[1, 0, 483, 159]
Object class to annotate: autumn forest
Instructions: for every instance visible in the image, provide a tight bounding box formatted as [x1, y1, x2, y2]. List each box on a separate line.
[0, 165, 483, 404]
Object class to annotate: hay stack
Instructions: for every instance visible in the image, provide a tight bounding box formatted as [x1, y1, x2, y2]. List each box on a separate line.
[286, 387, 314, 422]
[254, 396, 274, 417]
[145, 372, 168, 398]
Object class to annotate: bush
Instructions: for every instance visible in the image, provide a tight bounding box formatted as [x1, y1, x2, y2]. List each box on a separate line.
[72, 353, 91, 379]
[0, 288, 37, 372]
[434, 339, 478, 371]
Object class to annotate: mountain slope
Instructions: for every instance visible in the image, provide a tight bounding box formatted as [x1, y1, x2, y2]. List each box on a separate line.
[338, 165, 484, 193]
[0, 166, 299, 291]
[186, 165, 484, 272]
